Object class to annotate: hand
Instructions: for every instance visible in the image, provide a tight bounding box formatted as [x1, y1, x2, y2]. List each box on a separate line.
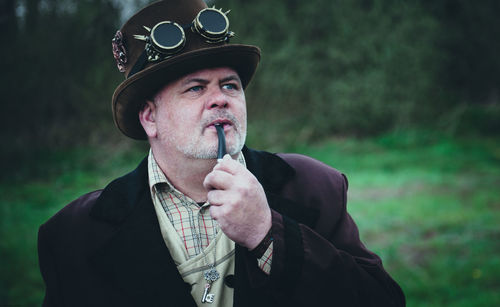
[203, 154, 272, 249]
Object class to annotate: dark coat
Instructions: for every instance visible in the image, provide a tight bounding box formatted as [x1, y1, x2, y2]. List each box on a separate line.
[38, 147, 405, 306]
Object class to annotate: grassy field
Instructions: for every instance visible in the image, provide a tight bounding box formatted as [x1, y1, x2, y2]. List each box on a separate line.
[1, 131, 499, 306]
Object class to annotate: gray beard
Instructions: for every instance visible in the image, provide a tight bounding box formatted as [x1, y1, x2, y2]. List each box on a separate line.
[173, 112, 246, 160]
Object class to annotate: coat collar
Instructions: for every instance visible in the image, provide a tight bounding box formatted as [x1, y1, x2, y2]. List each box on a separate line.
[242, 146, 295, 194]
[89, 156, 149, 224]
[243, 147, 318, 228]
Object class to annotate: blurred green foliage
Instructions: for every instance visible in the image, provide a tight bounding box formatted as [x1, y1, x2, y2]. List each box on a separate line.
[1, 0, 123, 152]
[1, 0, 499, 155]
[232, 0, 443, 137]
[220, 0, 500, 144]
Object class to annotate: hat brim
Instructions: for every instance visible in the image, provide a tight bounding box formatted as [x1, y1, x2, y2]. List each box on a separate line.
[112, 44, 261, 140]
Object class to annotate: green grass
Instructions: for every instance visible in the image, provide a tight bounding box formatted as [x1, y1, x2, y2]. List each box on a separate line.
[292, 131, 500, 306]
[1, 132, 499, 306]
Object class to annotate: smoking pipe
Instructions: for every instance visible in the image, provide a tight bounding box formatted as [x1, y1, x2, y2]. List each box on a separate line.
[215, 123, 226, 162]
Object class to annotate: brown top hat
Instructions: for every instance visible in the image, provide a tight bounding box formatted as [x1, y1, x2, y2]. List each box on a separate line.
[111, 0, 261, 139]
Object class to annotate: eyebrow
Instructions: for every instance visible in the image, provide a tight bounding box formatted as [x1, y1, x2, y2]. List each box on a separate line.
[220, 75, 241, 85]
[182, 78, 209, 86]
[181, 74, 242, 87]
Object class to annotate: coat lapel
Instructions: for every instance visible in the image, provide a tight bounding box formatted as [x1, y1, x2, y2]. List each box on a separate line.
[88, 158, 197, 306]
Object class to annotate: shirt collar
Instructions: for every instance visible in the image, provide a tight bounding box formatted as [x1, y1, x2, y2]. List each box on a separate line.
[147, 149, 247, 194]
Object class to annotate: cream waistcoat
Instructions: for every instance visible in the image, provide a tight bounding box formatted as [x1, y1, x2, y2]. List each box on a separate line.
[152, 194, 235, 307]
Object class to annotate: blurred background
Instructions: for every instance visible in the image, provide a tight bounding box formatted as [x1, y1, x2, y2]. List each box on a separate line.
[0, 0, 499, 306]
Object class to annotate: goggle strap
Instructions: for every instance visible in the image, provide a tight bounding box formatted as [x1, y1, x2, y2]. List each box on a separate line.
[128, 50, 148, 78]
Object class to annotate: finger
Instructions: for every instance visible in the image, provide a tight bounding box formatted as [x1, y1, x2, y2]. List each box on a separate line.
[203, 170, 234, 191]
[208, 203, 223, 220]
[213, 155, 243, 175]
[207, 189, 229, 207]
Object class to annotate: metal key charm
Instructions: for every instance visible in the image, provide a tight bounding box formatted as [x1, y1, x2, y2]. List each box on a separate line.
[201, 282, 216, 303]
[201, 283, 211, 303]
[201, 266, 219, 303]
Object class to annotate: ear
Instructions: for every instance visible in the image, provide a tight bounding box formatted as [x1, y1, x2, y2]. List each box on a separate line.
[138, 100, 157, 138]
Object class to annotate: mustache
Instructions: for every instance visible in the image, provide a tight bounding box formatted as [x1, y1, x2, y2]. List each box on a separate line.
[201, 111, 240, 131]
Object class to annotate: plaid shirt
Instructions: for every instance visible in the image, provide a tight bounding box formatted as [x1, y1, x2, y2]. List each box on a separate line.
[148, 150, 272, 274]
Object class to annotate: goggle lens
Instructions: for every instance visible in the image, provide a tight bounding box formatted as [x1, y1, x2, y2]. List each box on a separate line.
[151, 22, 185, 52]
[197, 9, 228, 37]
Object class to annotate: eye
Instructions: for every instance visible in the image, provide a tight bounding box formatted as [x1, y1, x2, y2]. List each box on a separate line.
[222, 83, 238, 91]
[185, 84, 205, 93]
[187, 85, 204, 92]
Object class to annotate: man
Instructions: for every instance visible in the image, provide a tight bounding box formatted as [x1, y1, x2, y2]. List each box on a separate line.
[38, 1, 405, 306]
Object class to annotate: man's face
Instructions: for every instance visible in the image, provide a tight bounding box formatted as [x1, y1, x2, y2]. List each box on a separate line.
[149, 67, 247, 160]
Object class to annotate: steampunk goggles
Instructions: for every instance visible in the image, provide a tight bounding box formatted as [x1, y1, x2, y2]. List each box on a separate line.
[129, 7, 234, 76]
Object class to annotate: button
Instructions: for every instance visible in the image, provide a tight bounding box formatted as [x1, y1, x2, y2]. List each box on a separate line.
[224, 275, 235, 288]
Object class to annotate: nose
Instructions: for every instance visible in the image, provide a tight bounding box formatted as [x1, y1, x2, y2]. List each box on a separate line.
[205, 87, 228, 110]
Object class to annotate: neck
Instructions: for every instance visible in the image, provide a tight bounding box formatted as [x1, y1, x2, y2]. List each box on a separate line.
[151, 147, 218, 203]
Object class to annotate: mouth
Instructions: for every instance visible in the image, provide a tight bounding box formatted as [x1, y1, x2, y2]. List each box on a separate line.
[207, 119, 233, 132]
